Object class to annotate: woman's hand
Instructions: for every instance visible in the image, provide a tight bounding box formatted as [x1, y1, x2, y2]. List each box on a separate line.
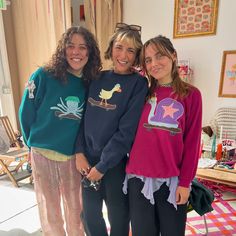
[176, 186, 190, 205]
[86, 167, 103, 182]
[75, 153, 91, 175]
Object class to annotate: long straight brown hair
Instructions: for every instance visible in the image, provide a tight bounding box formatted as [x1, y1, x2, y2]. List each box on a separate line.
[141, 35, 192, 100]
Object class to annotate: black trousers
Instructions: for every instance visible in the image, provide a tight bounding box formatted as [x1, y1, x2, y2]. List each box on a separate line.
[128, 178, 187, 236]
[81, 159, 129, 236]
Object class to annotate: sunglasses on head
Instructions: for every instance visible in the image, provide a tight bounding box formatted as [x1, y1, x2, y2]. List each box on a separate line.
[115, 22, 141, 34]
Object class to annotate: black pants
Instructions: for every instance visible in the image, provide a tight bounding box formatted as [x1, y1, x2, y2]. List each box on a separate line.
[128, 178, 187, 236]
[81, 159, 129, 236]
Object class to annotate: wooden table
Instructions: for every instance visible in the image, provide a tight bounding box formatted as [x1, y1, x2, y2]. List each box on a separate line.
[196, 168, 236, 187]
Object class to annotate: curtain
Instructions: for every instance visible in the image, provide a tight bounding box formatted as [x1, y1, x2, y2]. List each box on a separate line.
[2, 0, 71, 114]
[84, 0, 123, 70]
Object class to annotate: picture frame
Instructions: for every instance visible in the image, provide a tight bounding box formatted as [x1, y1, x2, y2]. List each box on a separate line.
[178, 59, 192, 82]
[173, 0, 219, 38]
[218, 50, 236, 98]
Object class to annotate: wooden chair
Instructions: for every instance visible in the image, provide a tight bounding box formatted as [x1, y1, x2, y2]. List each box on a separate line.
[0, 116, 31, 187]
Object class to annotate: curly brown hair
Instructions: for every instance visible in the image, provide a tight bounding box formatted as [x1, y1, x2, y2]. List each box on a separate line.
[141, 35, 192, 99]
[44, 26, 102, 83]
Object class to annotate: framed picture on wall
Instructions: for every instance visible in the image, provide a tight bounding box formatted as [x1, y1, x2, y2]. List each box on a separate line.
[173, 0, 219, 38]
[218, 50, 236, 98]
[178, 59, 192, 82]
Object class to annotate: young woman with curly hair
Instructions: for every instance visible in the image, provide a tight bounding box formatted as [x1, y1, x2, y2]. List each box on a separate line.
[19, 26, 102, 236]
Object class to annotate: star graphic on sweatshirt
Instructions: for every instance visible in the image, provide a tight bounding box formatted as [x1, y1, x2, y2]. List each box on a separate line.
[162, 103, 179, 118]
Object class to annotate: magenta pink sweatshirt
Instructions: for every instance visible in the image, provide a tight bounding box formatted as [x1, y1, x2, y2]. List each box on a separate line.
[126, 85, 202, 188]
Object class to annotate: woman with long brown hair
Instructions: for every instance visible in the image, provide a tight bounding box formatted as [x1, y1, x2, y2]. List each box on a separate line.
[124, 35, 202, 236]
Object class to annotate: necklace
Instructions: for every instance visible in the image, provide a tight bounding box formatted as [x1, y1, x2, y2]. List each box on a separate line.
[158, 82, 173, 87]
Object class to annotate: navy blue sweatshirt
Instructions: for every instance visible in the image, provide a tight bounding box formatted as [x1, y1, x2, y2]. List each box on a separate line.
[76, 70, 148, 174]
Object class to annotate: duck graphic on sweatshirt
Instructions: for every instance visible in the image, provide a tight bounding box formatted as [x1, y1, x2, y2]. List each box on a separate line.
[88, 84, 122, 111]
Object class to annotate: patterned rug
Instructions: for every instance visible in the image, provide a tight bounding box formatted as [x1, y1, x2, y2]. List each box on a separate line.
[186, 199, 236, 235]
[104, 195, 236, 235]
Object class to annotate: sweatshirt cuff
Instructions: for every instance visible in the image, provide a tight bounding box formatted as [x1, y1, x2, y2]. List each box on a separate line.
[95, 161, 108, 174]
[179, 178, 191, 188]
[75, 145, 84, 154]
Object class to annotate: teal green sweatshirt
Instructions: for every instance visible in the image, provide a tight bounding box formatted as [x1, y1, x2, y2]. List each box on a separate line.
[19, 67, 85, 156]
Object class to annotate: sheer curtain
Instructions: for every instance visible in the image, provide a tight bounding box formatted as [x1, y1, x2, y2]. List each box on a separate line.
[84, 0, 123, 69]
[0, 11, 17, 128]
[2, 0, 71, 123]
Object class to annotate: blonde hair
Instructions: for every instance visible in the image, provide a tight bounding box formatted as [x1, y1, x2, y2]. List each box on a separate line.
[104, 28, 143, 67]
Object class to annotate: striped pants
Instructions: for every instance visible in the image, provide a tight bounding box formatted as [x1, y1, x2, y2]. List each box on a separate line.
[31, 150, 84, 236]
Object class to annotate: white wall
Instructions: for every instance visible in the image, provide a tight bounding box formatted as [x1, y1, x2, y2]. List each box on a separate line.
[123, 0, 236, 125]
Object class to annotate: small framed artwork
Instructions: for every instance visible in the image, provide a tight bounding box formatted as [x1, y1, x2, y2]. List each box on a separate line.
[173, 0, 219, 38]
[218, 50, 236, 98]
[178, 59, 193, 82]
